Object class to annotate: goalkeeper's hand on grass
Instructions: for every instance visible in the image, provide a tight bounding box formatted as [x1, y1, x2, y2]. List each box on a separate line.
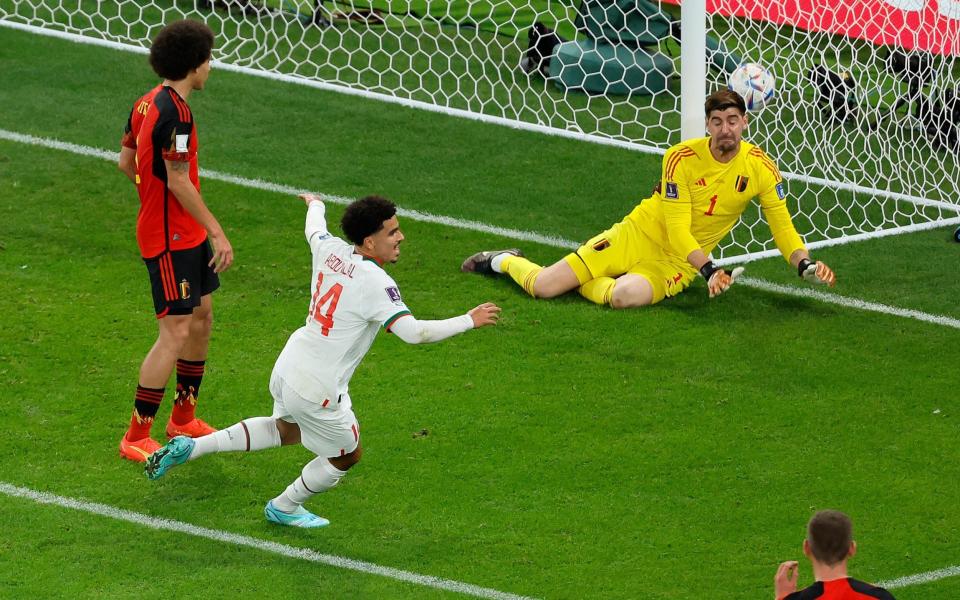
[700, 262, 745, 298]
[798, 258, 836, 287]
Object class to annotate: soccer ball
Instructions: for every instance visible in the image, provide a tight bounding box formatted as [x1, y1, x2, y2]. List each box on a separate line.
[728, 63, 775, 111]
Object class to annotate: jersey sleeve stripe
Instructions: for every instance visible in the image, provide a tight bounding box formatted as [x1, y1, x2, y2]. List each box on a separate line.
[759, 157, 782, 181]
[665, 148, 695, 180]
[668, 148, 695, 178]
[383, 310, 412, 331]
[169, 90, 190, 123]
[174, 92, 188, 123]
[749, 148, 783, 181]
[664, 153, 683, 180]
[164, 89, 183, 122]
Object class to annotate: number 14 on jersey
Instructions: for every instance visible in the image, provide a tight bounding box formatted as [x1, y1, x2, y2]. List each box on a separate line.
[309, 272, 343, 336]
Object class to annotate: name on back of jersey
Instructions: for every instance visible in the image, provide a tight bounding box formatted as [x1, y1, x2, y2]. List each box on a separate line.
[324, 253, 355, 278]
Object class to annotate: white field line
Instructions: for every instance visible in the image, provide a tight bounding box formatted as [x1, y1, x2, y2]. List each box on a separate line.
[3, 127, 960, 331]
[1, 481, 957, 595]
[0, 128, 580, 250]
[739, 277, 960, 330]
[2, 18, 958, 213]
[879, 564, 960, 589]
[0, 482, 538, 600]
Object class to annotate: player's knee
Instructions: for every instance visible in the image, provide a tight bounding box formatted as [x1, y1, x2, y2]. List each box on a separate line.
[345, 445, 362, 467]
[275, 419, 301, 446]
[330, 445, 362, 471]
[610, 278, 653, 309]
[159, 317, 193, 350]
[191, 307, 214, 336]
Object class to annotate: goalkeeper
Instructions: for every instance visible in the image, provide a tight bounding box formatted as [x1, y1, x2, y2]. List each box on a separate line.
[462, 89, 836, 307]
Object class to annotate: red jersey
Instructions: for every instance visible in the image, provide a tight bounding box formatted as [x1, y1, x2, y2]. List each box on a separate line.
[783, 577, 895, 600]
[122, 85, 207, 258]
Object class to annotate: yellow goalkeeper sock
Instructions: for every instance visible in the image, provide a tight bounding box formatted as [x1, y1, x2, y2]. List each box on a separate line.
[579, 277, 615, 305]
[501, 255, 543, 298]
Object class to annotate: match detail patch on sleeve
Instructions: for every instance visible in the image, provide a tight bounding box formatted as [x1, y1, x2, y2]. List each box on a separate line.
[385, 286, 403, 304]
[175, 134, 190, 153]
[665, 182, 678, 199]
[776, 183, 786, 199]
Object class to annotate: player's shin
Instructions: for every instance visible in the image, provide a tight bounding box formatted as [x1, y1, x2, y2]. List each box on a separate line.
[189, 416, 281, 459]
[272, 456, 346, 512]
[502, 255, 543, 297]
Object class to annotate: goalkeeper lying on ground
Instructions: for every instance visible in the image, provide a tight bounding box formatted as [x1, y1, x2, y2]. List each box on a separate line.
[462, 89, 836, 307]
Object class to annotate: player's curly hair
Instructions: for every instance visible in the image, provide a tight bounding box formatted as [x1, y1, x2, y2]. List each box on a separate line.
[341, 196, 397, 246]
[705, 89, 747, 117]
[149, 20, 215, 81]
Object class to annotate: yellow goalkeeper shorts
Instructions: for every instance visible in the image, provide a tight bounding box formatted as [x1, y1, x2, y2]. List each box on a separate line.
[563, 217, 697, 304]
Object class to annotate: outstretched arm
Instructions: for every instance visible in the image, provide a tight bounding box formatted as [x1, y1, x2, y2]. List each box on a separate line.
[389, 302, 501, 344]
[760, 188, 836, 287]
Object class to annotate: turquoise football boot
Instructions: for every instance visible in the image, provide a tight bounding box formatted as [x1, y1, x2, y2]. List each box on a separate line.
[144, 435, 195, 480]
[264, 500, 330, 528]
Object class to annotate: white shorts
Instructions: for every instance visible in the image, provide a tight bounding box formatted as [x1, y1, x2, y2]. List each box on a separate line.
[269, 372, 360, 458]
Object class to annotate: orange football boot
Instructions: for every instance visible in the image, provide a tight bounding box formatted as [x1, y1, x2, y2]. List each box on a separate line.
[119, 436, 162, 462]
[165, 418, 217, 439]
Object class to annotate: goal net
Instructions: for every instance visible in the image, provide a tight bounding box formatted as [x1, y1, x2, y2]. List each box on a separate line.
[3, 0, 959, 261]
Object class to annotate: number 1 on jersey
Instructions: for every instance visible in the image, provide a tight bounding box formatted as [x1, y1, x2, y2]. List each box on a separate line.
[705, 194, 718, 216]
[309, 272, 343, 336]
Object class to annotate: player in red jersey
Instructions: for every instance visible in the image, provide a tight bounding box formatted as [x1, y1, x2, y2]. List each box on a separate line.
[775, 510, 895, 599]
[117, 19, 234, 461]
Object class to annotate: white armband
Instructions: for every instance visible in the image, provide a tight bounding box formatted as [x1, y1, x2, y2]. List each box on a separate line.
[389, 314, 473, 344]
[305, 200, 328, 243]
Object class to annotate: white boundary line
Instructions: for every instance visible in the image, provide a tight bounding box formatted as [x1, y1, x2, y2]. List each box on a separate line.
[739, 277, 960, 329]
[880, 565, 960, 589]
[0, 482, 538, 600]
[2, 18, 958, 213]
[2, 481, 957, 594]
[3, 127, 960, 332]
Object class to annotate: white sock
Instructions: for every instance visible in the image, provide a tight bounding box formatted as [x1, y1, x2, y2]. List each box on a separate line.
[271, 456, 346, 513]
[188, 416, 281, 460]
[490, 252, 509, 273]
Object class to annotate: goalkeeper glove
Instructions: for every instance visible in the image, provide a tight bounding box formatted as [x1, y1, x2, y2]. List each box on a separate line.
[797, 258, 836, 287]
[700, 262, 745, 298]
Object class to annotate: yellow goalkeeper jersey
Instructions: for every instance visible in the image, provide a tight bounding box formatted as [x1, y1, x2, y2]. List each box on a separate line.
[630, 136, 806, 262]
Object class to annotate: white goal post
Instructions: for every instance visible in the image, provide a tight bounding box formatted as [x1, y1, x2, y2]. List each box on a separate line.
[3, 0, 960, 262]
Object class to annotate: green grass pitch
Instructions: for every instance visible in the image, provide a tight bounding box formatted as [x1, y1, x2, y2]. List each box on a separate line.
[1, 25, 959, 599]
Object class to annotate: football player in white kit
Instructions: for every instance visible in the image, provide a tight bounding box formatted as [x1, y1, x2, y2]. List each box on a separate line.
[145, 193, 501, 528]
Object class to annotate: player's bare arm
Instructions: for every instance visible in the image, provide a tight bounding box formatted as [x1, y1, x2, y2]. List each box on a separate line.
[118, 146, 137, 184]
[165, 158, 234, 273]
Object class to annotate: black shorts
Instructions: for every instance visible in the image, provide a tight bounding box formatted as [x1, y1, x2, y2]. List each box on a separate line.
[144, 241, 220, 317]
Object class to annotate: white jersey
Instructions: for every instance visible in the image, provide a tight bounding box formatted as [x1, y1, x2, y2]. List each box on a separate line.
[273, 202, 411, 412]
